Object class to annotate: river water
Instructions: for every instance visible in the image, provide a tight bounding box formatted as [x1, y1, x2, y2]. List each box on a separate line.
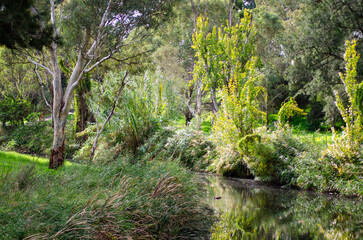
[198, 174, 362, 240]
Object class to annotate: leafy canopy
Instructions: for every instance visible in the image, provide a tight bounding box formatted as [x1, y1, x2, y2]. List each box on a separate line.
[0, 0, 52, 50]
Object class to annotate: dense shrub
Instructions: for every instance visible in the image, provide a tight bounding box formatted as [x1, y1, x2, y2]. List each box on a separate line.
[140, 127, 214, 171]
[0, 122, 52, 155]
[234, 127, 362, 196]
[0, 97, 32, 127]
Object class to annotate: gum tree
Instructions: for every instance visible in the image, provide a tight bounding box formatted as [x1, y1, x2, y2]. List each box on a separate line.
[23, 0, 177, 169]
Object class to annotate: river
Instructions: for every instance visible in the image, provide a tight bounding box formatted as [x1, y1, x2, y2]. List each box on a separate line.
[198, 174, 362, 240]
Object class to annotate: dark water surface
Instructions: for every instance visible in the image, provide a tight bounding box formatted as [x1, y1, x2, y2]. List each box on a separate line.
[198, 174, 362, 240]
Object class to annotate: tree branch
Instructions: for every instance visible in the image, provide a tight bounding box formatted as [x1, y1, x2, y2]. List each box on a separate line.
[86, 0, 113, 58]
[84, 53, 113, 73]
[34, 66, 52, 110]
[25, 56, 54, 77]
[90, 71, 129, 160]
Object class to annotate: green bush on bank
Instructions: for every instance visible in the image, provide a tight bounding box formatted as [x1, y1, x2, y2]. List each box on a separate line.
[233, 127, 362, 196]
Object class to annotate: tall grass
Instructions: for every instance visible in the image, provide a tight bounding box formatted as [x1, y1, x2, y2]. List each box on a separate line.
[0, 151, 212, 239]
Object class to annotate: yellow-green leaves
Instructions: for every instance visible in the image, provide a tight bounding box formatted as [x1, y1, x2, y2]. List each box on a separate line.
[334, 40, 362, 143]
[192, 10, 256, 91]
[323, 40, 362, 165]
[194, 11, 266, 170]
[212, 58, 266, 147]
[277, 98, 305, 127]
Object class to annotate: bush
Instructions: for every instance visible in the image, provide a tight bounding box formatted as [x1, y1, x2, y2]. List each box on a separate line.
[234, 128, 304, 183]
[0, 97, 32, 127]
[0, 122, 53, 155]
[140, 127, 214, 171]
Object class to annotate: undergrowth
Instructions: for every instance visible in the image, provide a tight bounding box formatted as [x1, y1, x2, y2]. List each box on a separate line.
[235, 127, 362, 196]
[0, 151, 212, 239]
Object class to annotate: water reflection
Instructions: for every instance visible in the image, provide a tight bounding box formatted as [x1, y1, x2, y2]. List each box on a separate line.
[200, 174, 362, 240]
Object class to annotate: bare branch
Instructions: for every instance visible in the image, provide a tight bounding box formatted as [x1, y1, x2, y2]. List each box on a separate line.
[84, 53, 113, 73]
[86, 0, 113, 58]
[176, 90, 197, 118]
[26, 56, 54, 77]
[50, 0, 57, 39]
[34, 66, 52, 110]
[90, 71, 129, 160]
[57, 5, 64, 35]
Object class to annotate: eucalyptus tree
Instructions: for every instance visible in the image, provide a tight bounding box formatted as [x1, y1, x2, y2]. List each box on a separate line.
[22, 0, 178, 169]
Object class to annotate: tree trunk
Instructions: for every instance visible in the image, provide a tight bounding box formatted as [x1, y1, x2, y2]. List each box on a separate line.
[185, 108, 194, 126]
[196, 79, 202, 117]
[75, 92, 88, 133]
[265, 101, 270, 130]
[75, 75, 93, 136]
[211, 88, 219, 114]
[49, 117, 66, 169]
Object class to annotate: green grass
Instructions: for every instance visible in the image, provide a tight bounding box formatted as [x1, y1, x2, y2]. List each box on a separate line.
[0, 151, 48, 173]
[201, 119, 212, 133]
[292, 130, 333, 147]
[0, 151, 72, 168]
[0, 151, 211, 239]
[172, 115, 187, 128]
[171, 115, 212, 133]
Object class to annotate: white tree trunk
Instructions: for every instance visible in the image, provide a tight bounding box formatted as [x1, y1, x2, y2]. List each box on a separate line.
[211, 87, 219, 114]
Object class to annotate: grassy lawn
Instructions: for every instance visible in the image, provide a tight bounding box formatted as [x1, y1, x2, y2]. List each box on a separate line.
[0, 151, 49, 173]
[0, 151, 72, 173]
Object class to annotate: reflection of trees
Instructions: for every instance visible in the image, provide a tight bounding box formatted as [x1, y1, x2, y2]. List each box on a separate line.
[204, 176, 362, 240]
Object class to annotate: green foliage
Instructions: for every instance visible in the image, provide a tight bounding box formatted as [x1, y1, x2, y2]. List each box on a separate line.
[0, 47, 40, 103]
[140, 127, 214, 171]
[253, 0, 363, 125]
[210, 57, 266, 178]
[334, 40, 362, 144]
[115, 72, 179, 154]
[234, 126, 362, 196]
[0, 122, 53, 155]
[192, 10, 256, 92]
[356, 82, 363, 126]
[315, 40, 363, 191]
[277, 98, 305, 127]
[77, 71, 182, 160]
[76, 124, 214, 171]
[0, 0, 53, 50]
[0, 151, 211, 239]
[0, 97, 32, 126]
[192, 11, 266, 178]
[238, 133, 261, 155]
[235, 128, 300, 183]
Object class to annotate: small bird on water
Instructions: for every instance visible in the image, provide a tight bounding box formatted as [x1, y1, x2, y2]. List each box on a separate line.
[214, 196, 221, 200]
